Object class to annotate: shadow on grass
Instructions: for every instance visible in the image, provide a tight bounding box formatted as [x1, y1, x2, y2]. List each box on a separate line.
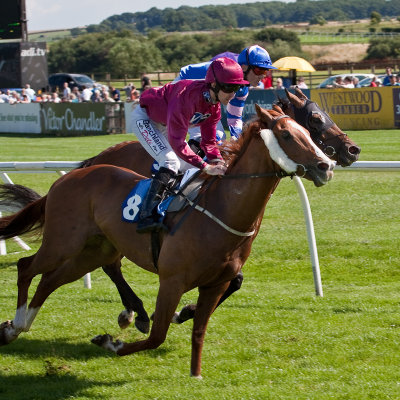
[0, 261, 17, 269]
[0, 371, 126, 400]
[0, 336, 171, 361]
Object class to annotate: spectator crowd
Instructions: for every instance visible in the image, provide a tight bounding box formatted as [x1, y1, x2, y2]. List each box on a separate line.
[1, 67, 400, 105]
[0, 78, 150, 104]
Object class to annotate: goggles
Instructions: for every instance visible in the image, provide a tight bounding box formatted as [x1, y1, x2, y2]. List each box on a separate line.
[251, 66, 269, 76]
[218, 83, 242, 93]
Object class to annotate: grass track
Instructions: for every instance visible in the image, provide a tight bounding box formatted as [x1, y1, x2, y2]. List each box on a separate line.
[0, 130, 399, 399]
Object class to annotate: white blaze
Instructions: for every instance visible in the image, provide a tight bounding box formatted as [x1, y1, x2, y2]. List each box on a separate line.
[260, 122, 335, 174]
[260, 129, 298, 173]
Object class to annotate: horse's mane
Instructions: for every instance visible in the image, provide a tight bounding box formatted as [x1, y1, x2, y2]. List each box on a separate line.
[218, 108, 281, 173]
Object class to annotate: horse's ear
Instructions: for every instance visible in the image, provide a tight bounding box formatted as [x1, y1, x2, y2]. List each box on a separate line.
[294, 87, 308, 101]
[285, 87, 305, 108]
[255, 104, 274, 125]
[272, 104, 283, 113]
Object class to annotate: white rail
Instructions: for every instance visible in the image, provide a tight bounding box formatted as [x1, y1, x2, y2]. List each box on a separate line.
[0, 161, 399, 296]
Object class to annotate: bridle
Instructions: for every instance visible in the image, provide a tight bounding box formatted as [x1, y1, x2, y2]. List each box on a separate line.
[289, 99, 348, 158]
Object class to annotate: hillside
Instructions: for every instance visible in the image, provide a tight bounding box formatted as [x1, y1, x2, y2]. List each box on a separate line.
[303, 43, 370, 63]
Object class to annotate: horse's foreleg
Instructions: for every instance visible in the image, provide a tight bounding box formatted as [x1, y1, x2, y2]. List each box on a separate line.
[102, 260, 150, 333]
[93, 278, 184, 356]
[0, 255, 37, 345]
[190, 281, 231, 378]
[174, 271, 244, 324]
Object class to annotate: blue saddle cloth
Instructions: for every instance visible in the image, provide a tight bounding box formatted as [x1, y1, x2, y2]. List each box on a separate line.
[122, 168, 201, 223]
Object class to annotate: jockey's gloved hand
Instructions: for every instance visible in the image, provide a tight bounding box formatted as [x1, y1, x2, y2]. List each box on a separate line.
[209, 158, 225, 165]
[204, 163, 227, 176]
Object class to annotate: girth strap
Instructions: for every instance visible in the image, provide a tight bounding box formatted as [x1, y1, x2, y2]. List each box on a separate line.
[185, 197, 256, 237]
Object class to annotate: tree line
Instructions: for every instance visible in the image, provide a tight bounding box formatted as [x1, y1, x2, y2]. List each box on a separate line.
[81, 0, 400, 34]
[49, 0, 400, 77]
[48, 28, 303, 77]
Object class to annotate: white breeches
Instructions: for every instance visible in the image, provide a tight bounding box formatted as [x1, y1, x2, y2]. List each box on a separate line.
[131, 106, 193, 174]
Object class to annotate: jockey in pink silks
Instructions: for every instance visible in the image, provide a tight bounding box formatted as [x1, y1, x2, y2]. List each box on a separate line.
[131, 57, 249, 233]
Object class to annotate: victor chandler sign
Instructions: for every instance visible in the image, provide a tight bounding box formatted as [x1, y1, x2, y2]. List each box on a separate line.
[41, 103, 107, 135]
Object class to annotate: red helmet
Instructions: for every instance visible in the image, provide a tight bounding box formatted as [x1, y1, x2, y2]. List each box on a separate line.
[205, 57, 249, 86]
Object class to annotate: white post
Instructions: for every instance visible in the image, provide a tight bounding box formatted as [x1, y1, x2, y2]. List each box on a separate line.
[0, 211, 6, 255]
[84, 273, 92, 289]
[293, 176, 323, 297]
[1, 172, 14, 184]
[12, 236, 31, 251]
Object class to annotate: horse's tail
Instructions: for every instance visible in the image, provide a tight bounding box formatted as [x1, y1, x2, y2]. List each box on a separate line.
[0, 184, 41, 212]
[0, 195, 47, 240]
[76, 156, 95, 169]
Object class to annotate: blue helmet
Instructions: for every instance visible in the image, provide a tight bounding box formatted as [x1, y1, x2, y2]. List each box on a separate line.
[238, 45, 277, 70]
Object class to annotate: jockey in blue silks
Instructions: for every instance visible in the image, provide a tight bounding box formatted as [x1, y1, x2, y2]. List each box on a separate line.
[175, 45, 276, 149]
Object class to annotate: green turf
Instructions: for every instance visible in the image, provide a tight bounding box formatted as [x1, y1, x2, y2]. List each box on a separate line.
[0, 130, 399, 399]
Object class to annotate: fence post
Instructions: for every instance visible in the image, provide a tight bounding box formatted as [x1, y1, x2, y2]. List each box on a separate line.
[293, 177, 323, 297]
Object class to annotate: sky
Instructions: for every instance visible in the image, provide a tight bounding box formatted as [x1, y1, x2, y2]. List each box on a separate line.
[26, 0, 292, 32]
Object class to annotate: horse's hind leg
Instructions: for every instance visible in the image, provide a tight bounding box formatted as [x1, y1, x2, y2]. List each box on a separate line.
[0, 254, 48, 345]
[102, 259, 150, 333]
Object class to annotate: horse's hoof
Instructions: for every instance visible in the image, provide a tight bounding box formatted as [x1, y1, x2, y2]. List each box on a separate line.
[91, 333, 113, 347]
[91, 334, 124, 353]
[0, 320, 14, 346]
[118, 310, 134, 329]
[173, 304, 196, 324]
[171, 312, 180, 324]
[134, 317, 150, 334]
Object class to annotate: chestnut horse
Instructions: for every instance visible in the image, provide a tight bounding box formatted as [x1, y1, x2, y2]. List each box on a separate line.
[76, 89, 360, 330]
[0, 106, 335, 377]
[0, 93, 360, 334]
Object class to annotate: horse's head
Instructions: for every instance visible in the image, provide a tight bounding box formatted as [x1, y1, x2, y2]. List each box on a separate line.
[255, 104, 335, 187]
[276, 88, 361, 167]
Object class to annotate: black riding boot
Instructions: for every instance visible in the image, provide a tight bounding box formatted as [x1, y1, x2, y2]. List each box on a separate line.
[136, 167, 176, 234]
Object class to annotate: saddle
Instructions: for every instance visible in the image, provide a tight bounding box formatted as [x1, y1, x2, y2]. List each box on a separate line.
[121, 168, 205, 271]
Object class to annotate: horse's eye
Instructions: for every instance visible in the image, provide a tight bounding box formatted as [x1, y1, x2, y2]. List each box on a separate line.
[310, 112, 323, 125]
[282, 130, 291, 140]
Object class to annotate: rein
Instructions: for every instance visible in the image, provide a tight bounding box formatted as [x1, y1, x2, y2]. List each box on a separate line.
[171, 116, 296, 237]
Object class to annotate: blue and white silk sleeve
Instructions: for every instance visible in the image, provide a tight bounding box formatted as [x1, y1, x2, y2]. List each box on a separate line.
[226, 86, 249, 140]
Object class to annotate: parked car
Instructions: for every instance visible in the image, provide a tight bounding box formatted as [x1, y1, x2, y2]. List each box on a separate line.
[316, 73, 375, 88]
[48, 73, 101, 91]
[358, 74, 386, 87]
